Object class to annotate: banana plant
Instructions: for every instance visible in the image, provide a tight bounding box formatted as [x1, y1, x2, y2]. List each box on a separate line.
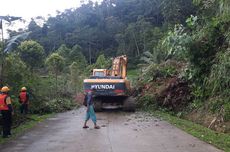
[0, 15, 30, 85]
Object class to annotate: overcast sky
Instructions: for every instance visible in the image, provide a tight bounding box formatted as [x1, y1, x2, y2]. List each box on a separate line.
[0, 0, 102, 37]
[0, 0, 101, 19]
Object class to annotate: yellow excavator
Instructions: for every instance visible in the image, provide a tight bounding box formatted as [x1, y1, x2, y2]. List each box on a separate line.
[83, 55, 136, 111]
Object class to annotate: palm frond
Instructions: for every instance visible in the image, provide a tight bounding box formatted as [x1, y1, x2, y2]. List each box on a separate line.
[4, 32, 31, 53]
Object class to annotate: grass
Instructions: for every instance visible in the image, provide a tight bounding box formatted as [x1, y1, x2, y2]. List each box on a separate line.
[149, 110, 230, 152]
[0, 114, 52, 144]
[127, 69, 139, 85]
[127, 69, 138, 78]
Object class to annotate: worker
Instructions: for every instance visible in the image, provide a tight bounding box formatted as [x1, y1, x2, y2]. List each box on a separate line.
[83, 89, 100, 129]
[18, 87, 29, 114]
[0, 86, 13, 138]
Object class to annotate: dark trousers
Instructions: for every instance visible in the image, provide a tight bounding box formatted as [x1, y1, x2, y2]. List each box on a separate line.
[20, 104, 28, 114]
[1, 110, 12, 137]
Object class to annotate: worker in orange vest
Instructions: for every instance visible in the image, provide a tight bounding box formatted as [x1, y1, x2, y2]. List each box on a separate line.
[0, 86, 13, 138]
[18, 87, 29, 114]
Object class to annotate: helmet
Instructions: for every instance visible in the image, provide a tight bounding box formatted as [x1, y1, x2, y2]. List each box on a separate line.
[1, 86, 10, 92]
[21, 87, 27, 91]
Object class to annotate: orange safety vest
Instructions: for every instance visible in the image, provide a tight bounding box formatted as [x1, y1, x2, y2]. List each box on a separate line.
[19, 92, 27, 103]
[0, 94, 9, 110]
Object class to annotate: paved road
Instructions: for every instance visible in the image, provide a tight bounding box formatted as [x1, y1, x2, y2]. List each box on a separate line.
[0, 107, 223, 152]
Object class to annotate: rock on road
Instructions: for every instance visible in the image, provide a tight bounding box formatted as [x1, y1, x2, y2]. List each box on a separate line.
[0, 107, 223, 152]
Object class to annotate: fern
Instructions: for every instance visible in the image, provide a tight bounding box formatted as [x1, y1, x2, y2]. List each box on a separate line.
[207, 50, 230, 95]
[219, 0, 230, 16]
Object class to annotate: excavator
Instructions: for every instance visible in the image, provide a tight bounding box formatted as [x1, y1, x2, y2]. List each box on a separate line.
[83, 55, 136, 112]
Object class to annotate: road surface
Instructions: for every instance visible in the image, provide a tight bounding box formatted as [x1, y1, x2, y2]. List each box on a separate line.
[0, 107, 223, 152]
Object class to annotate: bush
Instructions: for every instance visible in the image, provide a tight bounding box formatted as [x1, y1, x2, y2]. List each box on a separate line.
[206, 50, 230, 96]
[224, 102, 230, 121]
[137, 94, 157, 108]
[30, 98, 77, 114]
[141, 60, 179, 83]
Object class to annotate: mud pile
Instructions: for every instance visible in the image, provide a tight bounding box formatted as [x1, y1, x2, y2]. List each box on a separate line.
[156, 77, 192, 112]
[134, 60, 192, 112]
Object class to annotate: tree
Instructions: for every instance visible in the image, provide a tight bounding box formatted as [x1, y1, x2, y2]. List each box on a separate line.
[69, 62, 82, 93]
[94, 54, 111, 69]
[45, 53, 65, 94]
[57, 44, 71, 60]
[69, 45, 87, 69]
[18, 40, 44, 71]
[161, 0, 196, 25]
[0, 16, 28, 85]
[4, 54, 29, 93]
[27, 18, 47, 40]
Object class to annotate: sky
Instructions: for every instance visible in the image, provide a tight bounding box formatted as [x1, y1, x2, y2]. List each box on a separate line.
[0, 0, 101, 38]
[0, 0, 101, 19]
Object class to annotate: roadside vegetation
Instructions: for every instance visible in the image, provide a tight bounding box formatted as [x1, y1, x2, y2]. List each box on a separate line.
[0, 114, 51, 144]
[148, 110, 230, 151]
[133, 0, 230, 135]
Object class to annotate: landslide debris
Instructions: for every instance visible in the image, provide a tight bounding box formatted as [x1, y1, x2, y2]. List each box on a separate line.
[134, 60, 192, 112]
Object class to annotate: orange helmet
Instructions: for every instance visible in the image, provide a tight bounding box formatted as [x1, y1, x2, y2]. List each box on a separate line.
[21, 87, 27, 91]
[1, 86, 10, 92]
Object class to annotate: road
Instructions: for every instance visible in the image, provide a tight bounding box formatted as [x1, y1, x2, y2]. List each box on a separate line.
[0, 107, 223, 152]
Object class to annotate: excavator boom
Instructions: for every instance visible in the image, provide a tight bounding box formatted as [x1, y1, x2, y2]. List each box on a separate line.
[111, 55, 127, 79]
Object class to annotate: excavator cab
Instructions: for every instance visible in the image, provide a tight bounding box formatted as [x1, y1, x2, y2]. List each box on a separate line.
[90, 69, 112, 79]
[93, 69, 108, 77]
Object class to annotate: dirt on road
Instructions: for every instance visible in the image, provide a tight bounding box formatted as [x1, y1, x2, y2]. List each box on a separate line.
[0, 107, 223, 152]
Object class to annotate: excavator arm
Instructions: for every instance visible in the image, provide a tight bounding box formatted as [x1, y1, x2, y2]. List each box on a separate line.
[111, 55, 128, 79]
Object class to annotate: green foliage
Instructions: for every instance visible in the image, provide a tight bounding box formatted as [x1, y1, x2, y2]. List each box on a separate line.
[57, 44, 71, 60]
[94, 54, 111, 69]
[219, 0, 230, 17]
[209, 97, 228, 113]
[25, 75, 77, 114]
[141, 51, 159, 65]
[69, 62, 83, 93]
[18, 40, 44, 70]
[84, 54, 111, 76]
[127, 69, 139, 86]
[140, 63, 159, 83]
[161, 0, 196, 25]
[69, 45, 87, 69]
[45, 53, 65, 95]
[223, 102, 230, 121]
[207, 50, 230, 95]
[162, 24, 191, 60]
[152, 110, 230, 151]
[4, 54, 29, 93]
[140, 61, 177, 83]
[207, 48, 230, 119]
[45, 53, 65, 75]
[188, 25, 224, 75]
[30, 98, 77, 114]
[189, 85, 205, 109]
[0, 114, 51, 144]
[56, 44, 88, 75]
[186, 15, 198, 29]
[138, 94, 157, 108]
[179, 64, 196, 81]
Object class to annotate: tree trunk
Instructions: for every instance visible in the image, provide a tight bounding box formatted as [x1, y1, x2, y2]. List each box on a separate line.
[132, 32, 140, 56]
[0, 24, 5, 86]
[88, 43, 92, 65]
[55, 72, 58, 97]
[0, 62, 4, 86]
